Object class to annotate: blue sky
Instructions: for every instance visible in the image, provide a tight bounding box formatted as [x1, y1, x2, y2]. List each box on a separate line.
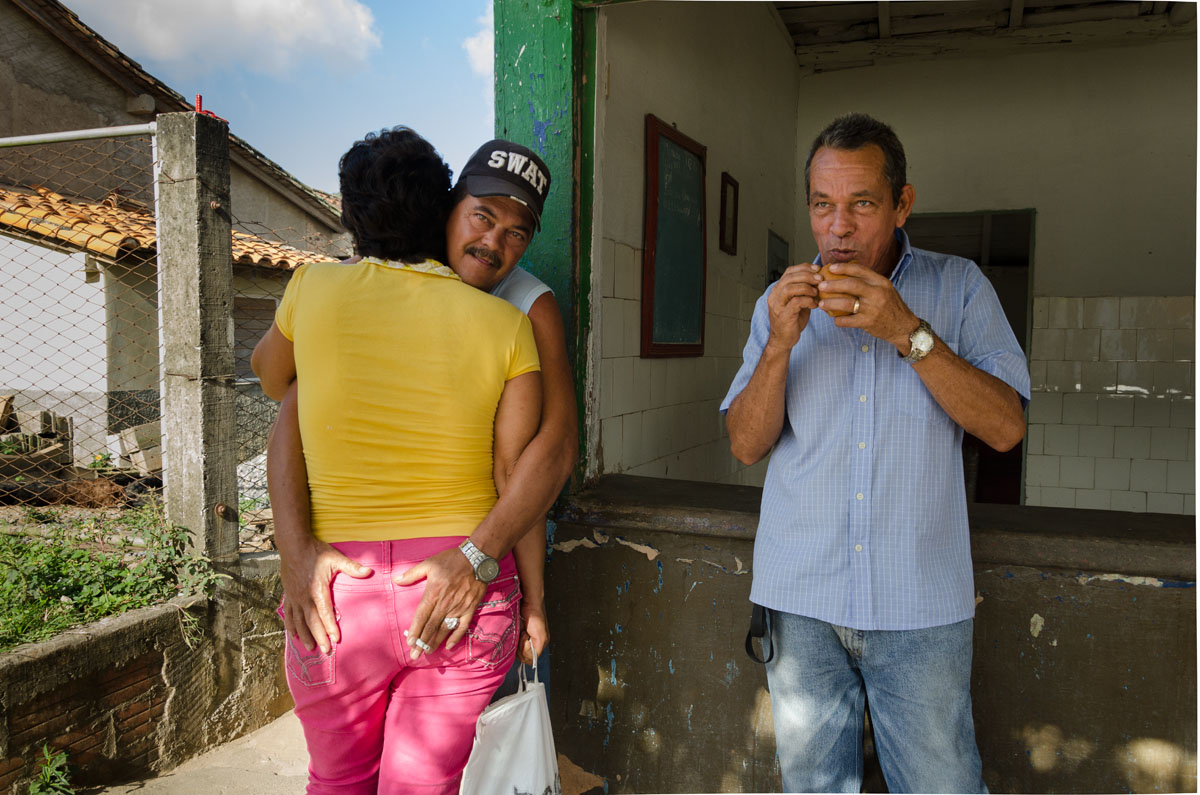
[69, 0, 495, 193]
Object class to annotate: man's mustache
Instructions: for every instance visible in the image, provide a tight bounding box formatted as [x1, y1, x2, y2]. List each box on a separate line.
[465, 246, 501, 267]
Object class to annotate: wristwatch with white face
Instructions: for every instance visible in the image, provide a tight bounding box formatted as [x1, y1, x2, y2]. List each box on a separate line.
[901, 318, 935, 364]
[459, 539, 500, 583]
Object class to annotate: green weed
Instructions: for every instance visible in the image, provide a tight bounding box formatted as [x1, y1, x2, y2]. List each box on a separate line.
[28, 744, 71, 794]
[0, 499, 227, 653]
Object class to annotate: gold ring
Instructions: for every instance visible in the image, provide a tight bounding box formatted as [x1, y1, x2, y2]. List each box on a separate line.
[853, 298, 861, 314]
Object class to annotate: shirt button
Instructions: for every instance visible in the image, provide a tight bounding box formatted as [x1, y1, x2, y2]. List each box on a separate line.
[858, 442, 866, 449]
[859, 394, 867, 403]
[856, 493, 864, 500]
[854, 544, 863, 552]
[861, 345, 869, 353]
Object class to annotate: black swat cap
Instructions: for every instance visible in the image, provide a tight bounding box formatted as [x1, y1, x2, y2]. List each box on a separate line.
[456, 139, 551, 230]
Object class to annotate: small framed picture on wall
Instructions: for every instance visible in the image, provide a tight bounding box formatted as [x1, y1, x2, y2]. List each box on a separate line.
[719, 172, 738, 255]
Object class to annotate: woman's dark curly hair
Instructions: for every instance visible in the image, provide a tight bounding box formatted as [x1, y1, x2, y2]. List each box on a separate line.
[338, 127, 452, 263]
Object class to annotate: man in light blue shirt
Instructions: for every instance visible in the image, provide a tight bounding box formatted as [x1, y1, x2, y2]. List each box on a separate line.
[721, 114, 1029, 793]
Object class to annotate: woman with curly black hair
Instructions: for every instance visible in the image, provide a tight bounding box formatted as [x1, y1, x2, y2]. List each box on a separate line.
[254, 126, 546, 793]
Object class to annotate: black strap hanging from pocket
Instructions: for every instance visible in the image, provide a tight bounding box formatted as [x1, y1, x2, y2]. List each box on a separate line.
[745, 603, 773, 664]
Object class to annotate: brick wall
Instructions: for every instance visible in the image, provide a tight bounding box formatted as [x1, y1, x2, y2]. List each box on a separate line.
[1026, 296, 1194, 513]
[0, 556, 289, 793]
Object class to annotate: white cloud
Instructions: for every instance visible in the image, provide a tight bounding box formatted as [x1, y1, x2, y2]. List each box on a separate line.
[70, 0, 380, 78]
[462, 4, 493, 78]
[462, 4, 494, 121]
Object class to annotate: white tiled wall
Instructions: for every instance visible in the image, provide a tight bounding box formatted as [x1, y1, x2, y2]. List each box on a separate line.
[1026, 296, 1194, 514]
[595, 236, 768, 485]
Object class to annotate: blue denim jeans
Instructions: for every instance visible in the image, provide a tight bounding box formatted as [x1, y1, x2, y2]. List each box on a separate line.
[765, 610, 987, 794]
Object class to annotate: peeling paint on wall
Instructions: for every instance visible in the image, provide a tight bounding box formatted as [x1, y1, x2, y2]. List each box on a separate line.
[1030, 613, 1045, 637]
[552, 538, 598, 553]
[616, 538, 659, 560]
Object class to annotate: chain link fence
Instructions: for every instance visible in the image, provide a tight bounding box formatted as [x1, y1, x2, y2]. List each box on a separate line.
[0, 131, 160, 514]
[0, 121, 347, 549]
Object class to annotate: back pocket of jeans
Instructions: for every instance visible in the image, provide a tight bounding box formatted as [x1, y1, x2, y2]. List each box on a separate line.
[285, 633, 336, 687]
[466, 576, 520, 668]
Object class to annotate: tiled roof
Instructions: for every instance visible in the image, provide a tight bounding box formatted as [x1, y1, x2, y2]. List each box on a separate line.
[0, 185, 326, 270]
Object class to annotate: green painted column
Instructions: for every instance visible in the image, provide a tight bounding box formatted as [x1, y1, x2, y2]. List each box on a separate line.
[494, 0, 594, 481]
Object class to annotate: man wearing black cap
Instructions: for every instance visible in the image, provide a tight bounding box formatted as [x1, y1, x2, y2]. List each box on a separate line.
[255, 137, 577, 672]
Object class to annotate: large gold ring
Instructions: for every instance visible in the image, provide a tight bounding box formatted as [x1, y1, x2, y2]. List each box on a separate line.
[852, 298, 861, 314]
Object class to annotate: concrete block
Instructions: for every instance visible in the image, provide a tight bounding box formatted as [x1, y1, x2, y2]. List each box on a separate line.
[1170, 397, 1194, 429]
[1032, 297, 1048, 329]
[1059, 456, 1095, 489]
[1048, 297, 1083, 329]
[611, 357, 634, 416]
[1029, 360, 1047, 391]
[1137, 329, 1174, 362]
[1097, 395, 1134, 426]
[1148, 492, 1185, 514]
[1134, 397, 1173, 428]
[632, 357, 653, 414]
[1186, 494, 1195, 515]
[601, 415, 622, 471]
[623, 299, 642, 358]
[1116, 362, 1155, 395]
[1024, 486, 1042, 505]
[1044, 425, 1079, 456]
[1031, 328, 1065, 360]
[1095, 458, 1131, 490]
[1083, 297, 1121, 330]
[650, 360, 668, 408]
[1150, 427, 1189, 461]
[1025, 424, 1044, 456]
[1075, 489, 1111, 510]
[1110, 490, 1147, 512]
[1121, 297, 1166, 330]
[1078, 426, 1114, 458]
[622, 411, 643, 468]
[1167, 460, 1194, 494]
[1025, 455, 1059, 487]
[1064, 329, 1100, 362]
[1062, 394, 1098, 425]
[1130, 459, 1168, 492]
[1039, 487, 1077, 508]
[615, 244, 642, 301]
[1046, 361, 1081, 392]
[1099, 330, 1137, 362]
[599, 358, 614, 418]
[1154, 362, 1192, 396]
[1028, 392, 1062, 424]
[1114, 427, 1151, 459]
[1080, 362, 1117, 394]
[601, 238, 616, 298]
[1173, 329, 1194, 362]
[601, 298, 623, 358]
[1163, 296, 1194, 330]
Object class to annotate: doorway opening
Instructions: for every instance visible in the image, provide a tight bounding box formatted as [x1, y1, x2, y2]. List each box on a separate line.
[904, 210, 1034, 504]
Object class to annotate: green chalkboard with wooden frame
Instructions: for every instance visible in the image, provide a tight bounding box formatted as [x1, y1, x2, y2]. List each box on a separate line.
[641, 114, 707, 358]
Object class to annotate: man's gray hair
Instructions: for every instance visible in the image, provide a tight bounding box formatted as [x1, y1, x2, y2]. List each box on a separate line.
[804, 113, 907, 205]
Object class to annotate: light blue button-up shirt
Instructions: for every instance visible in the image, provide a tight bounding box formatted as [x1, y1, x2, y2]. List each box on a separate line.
[720, 231, 1030, 630]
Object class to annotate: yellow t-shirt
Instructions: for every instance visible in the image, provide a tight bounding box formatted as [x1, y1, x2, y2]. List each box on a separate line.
[275, 258, 540, 542]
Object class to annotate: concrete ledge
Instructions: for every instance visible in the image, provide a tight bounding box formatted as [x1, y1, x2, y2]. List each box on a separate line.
[558, 475, 1196, 579]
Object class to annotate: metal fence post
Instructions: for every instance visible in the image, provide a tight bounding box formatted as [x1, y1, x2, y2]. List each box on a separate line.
[155, 112, 239, 565]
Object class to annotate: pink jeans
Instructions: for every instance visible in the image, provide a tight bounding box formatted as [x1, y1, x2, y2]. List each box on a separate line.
[281, 537, 519, 794]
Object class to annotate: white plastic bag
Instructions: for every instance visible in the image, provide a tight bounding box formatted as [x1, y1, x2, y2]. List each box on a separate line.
[460, 651, 561, 795]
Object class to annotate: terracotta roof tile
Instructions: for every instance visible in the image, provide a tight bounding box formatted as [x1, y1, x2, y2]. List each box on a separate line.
[0, 185, 326, 270]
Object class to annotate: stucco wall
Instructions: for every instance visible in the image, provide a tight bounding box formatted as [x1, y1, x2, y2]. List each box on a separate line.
[590, 2, 798, 485]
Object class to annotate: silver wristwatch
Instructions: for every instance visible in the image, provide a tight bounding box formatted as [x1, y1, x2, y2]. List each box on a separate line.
[459, 539, 500, 583]
[901, 318, 935, 364]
